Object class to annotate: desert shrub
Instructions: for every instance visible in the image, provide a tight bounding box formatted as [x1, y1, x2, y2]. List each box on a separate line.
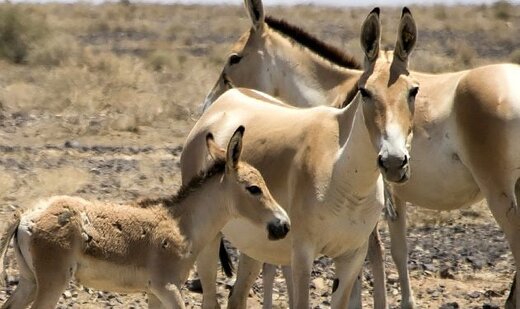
[492, 0, 512, 20]
[0, 5, 48, 63]
[510, 49, 520, 64]
[28, 34, 79, 66]
[147, 50, 172, 71]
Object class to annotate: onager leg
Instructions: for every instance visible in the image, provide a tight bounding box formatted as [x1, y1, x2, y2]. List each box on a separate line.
[227, 254, 262, 309]
[148, 294, 163, 309]
[348, 226, 387, 309]
[262, 264, 276, 309]
[484, 182, 520, 309]
[197, 235, 221, 309]
[31, 261, 73, 308]
[331, 242, 369, 309]
[387, 196, 415, 309]
[367, 224, 388, 309]
[150, 283, 185, 309]
[281, 265, 293, 308]
[2, 241, 37, 309]
[290, 242, 314, 309]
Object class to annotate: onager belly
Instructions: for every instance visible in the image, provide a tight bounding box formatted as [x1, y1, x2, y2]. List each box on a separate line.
[74, 257, 151, 293]
[393, 132, 482, 210]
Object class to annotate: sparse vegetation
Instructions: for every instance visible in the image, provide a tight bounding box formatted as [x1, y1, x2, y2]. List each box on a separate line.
[0, 5, 48, 63]
[0, 4, 519, 306]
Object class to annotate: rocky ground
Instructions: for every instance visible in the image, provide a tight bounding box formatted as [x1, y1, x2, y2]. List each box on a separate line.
[0, 111, 516, 308]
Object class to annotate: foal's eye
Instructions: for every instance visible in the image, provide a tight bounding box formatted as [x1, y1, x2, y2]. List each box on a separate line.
[409, 87, 419, 98]
[246, 185, 262, 195]
[229, 54, 242, 65]
[358, 87, 371, 99]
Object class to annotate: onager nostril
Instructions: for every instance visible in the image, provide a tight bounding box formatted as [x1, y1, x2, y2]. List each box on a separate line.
[377, 155, 385, 169]
[401, 155, 409, 167]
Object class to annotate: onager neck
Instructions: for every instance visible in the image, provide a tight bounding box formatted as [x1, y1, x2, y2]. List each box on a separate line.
[268, 30, 361, 108]
[326, 97, 380, 210]
[173, 176, 231, 258]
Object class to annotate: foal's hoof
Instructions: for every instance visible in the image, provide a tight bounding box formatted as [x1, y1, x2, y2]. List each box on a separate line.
[187, 279, 203, 293]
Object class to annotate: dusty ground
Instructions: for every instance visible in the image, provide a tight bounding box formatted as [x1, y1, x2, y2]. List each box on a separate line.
[0, 2, 519, 308]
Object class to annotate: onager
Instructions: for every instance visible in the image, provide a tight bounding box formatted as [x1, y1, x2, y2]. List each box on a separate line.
[0, 127, 290, 309]
[205, 2, 520, 308]
[182, 8, 419, 308]
[202, 1, 385, 307]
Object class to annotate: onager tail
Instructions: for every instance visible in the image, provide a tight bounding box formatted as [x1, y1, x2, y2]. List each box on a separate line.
[0, 210, 21, 287]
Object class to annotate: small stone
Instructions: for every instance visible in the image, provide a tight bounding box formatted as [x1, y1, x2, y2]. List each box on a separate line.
[64, 140, 80, 148]
[63, 290, 72, 299]
[483, 304, 500, 309]
[440, 302, 459, 309]
[468, 291, 481, 299]
[312, 277, 326, 291]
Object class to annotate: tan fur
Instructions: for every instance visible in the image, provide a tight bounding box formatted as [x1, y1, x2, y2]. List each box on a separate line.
[185, 8, 417, 309]
[0, 129, 289, 309]
[204, 4, 520, 308]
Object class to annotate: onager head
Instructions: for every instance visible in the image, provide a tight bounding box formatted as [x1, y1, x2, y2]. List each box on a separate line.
[358, 7, 419, 184]
[207, 126, 290, 240]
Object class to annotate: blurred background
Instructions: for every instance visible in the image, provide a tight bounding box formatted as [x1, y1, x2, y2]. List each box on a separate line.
[0, 0, 519, 308]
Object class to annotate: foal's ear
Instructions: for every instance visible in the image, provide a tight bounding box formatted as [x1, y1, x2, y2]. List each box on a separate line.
[226, 126, 245, 169]
[394, 7, 417, 62]
[360, 7, 381, 63]
[206, 132, 226, 162]
[244, 0, 265, 31]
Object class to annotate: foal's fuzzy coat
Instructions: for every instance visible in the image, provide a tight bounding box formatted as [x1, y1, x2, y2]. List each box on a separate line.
[0, 127, 290, 309]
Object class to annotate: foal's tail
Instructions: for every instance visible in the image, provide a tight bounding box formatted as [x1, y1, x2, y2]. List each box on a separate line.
[0, 210, 21, 287]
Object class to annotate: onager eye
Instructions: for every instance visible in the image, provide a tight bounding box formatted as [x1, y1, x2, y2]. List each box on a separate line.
[246, 185, 262, 195]
[409, 87, 419, 99]
[358, 87, 371, 99]
[229, 54, 242, 66]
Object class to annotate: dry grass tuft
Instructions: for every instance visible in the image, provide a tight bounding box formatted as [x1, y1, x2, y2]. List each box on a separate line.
[0, 4, 48, 63]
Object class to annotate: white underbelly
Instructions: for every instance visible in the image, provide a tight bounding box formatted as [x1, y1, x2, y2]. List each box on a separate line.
[75, 257, 150, 293]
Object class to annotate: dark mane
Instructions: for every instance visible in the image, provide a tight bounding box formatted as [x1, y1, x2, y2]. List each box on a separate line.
[265, 16, 362, 70]
[136, 159, 226, 209]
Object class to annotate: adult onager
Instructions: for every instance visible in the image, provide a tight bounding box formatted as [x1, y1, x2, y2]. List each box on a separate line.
[0, 127, 290, 309]
[202, 1, 386, 307]
[182, 8, 419, 308]
[204, 2, 520, 308]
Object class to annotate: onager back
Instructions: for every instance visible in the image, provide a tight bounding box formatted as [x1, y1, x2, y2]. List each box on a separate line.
[0, 127, 290, 309]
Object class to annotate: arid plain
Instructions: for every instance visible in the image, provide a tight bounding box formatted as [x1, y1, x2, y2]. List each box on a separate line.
[0, 2, 519, 308]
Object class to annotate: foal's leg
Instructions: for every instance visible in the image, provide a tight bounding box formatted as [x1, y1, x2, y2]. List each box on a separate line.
[331, 242, 369, 309]
[261, 263, 276, 309]
[386, 196, 415, 309]
[227, 254, 262, 309]
[150, 283, 185, 309]
[197, 235, 221, 309]
[30, 261, 72, 308]
[148, 293, 164, 309]
[2, 243, 37, 309]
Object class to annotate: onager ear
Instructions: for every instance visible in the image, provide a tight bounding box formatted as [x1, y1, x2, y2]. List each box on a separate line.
[226, 126, 245, 170]
[394, 7, 417, 62]
[244, 0, 265, 31]
[206, 132, 226, 162]
[360, 7, 381, 63]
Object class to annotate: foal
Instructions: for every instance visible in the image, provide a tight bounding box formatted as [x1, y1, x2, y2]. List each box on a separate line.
[0, 126, 290, 309]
